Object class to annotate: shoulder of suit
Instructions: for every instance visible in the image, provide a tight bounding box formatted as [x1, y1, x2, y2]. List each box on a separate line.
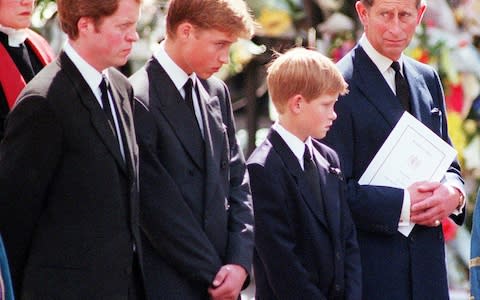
[336, 51, 354, 80]
[107, 67, 129, 83]
[403, 55, 437, 77]
[246, 138, 274, 167]
[199, 76, 227, 96]
[312, 139, 339, 163]
[128, 67, 151, 109]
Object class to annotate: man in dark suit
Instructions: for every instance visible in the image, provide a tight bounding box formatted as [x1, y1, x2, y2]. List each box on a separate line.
[0, 0, 55, 140]
[247, 47, 361, 299]
[130, 0, 255, 299]
[323, 0, 466, 299]
[0, 0, 144, 298]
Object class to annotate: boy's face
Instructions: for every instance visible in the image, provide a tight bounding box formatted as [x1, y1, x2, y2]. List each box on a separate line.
[298, 93, 338, 140]
[180, 27, 237, 79]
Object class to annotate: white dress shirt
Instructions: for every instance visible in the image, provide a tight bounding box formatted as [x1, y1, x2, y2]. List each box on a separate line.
[153, 42, 204, 136]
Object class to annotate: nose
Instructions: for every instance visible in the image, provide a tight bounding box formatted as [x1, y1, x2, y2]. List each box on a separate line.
[330, 109, 337, 121]
[20, 0, 34, 5]
[387, 15, 404, 34]
[127, 30, 139, 42]
[219, 48, 229, 65]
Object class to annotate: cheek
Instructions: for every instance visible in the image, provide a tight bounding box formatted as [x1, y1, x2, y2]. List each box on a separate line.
[191, 48, 215, 66]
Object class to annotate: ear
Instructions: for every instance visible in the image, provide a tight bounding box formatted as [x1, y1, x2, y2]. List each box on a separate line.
[77, 16, 93, 36]
[288, 94, 304, 115]
[355, 1, 368, 26]
[416, 3, 427, 24]
[177, 22, 194, 40]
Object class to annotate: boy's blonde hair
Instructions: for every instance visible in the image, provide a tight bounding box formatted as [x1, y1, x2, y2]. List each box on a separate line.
[166, 0, 255, 40]
[267, 47, 348, 114]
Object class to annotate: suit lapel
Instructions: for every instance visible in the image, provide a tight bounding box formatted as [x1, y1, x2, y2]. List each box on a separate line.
[403, 58, 435, 129]
[312, 144, 340, 236]
[147, 59, 205, 170]
[59, 52, 127, 174]
[196, 79, 225, 212]
[268, 130, 327, 227]
[107, 69, 136, 179]
[353, 46, 404, 129]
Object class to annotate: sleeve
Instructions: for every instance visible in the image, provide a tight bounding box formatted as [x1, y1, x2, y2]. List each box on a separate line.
[219, 84, 254, 279]
[428, 69, 465, 225]
[134, 99, 223, 285]
[340, 174, 362, 300]
[0, 96, 63, 292]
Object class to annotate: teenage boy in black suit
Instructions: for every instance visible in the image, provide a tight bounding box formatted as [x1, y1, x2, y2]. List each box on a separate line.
[130, 0, 255, 299]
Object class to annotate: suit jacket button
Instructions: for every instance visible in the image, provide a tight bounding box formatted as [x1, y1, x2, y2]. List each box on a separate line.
[221, 160, 228, 169]
[336, 252, 341, 260]
[335, 284, 341, 291]
[188, 169, 194, 176]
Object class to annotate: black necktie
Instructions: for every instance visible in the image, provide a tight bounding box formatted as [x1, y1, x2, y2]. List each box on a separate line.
[99, 76, 117, 136]
[183, 78, 203, 137]
[99, 76, 128, 163]
[303, 145, 324, 212]
[391, 61, 411, 112]
[184, 78, 195, 113]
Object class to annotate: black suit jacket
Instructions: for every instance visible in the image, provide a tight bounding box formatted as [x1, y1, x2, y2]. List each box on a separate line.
[130, 57, 253, 300]
[323, 45, 464, 300]
[0, 52, 142, 299]
[247, 129, 361, 300]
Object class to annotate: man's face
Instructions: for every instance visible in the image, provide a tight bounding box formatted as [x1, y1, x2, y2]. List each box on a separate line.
[82, 0, 140, 71]
[180, 27, 237, 79]
[0, 0, 35, 29]
[356, 0, 425, 60]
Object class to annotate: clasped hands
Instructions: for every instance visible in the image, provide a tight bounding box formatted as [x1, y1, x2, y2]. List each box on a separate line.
[408, 181, 462, 227]
[208, 264, 247, 300]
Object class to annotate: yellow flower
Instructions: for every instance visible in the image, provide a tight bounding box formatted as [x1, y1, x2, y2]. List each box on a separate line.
[447, 112, 467, 165]
[464, 119, 477, 135]
[257, 8, 293, 37]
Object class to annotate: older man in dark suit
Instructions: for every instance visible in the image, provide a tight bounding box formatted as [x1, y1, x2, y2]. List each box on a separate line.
[0, 0, 144, 298]
[130, 0, 255, 299]
[323, 0, 465, 299]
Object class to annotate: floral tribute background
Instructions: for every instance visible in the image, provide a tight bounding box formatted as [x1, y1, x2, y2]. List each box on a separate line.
[32, 0, 480, 296]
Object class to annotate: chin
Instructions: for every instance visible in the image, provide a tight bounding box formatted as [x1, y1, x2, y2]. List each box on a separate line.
[197, 72, 212, 80]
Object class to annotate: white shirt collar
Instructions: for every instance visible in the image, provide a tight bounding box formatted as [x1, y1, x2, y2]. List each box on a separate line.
[153, 41, 198, 93]
[63, 41, 105, 101]
[0, 25, 28, 47]
[359, 34, 404, 75]
[272, 122, 314, 170]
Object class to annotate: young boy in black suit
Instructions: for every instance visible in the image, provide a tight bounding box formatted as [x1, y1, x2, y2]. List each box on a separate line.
[247, 47, 361, 299]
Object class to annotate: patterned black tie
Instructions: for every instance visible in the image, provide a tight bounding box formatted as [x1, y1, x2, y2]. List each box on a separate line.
[99, 76, 116, 136]
[391, 61, 411, 112]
